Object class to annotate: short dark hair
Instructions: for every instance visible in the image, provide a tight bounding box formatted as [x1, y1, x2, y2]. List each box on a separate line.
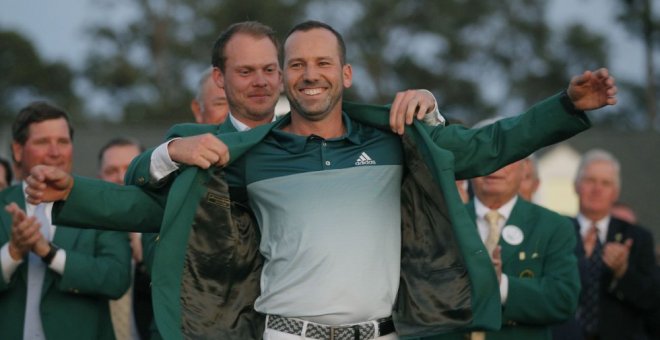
[285, 20, 347, 65]
[0, 157, 13, 185]
[97, 137, 144, 166]
[12, 101, 74, 146]
[211, 21, 279, 72]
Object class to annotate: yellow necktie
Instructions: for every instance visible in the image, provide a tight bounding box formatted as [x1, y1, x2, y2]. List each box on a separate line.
[484, 210, 501, 256]
[110, 284, 134, 340]
[470, 211, 501, 340]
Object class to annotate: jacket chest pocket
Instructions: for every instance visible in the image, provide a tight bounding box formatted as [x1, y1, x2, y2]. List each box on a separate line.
[507, 254, 543, 279]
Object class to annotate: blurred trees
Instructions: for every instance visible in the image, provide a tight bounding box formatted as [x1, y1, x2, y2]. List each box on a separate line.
[82, 0, 306, 123]
[80, 0, 610, 125]
[0, 30, 80, 123]
[617, 0, 659, 129]
[333, 0, 607, 124]
[6, 0, 651, 126]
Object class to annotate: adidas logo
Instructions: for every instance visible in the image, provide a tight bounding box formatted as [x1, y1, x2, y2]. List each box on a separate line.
[355, 152, 377, 166]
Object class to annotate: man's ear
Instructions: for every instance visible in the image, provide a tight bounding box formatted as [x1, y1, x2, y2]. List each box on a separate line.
[190, 99, 202, 123]
[11, 142, 22, 164]
[342, 63, 353, 89]
[213, 67, 225, 88]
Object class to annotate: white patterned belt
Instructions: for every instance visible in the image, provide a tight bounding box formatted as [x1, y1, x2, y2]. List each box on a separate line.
[267, 314, 396, 340]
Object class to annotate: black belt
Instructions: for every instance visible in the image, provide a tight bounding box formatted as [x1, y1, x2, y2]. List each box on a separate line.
[267, 314, 396, 340]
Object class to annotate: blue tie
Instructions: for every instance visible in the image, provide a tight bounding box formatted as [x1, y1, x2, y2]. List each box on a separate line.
[579, 224, 602, 336]
[23, 203, 50, 340]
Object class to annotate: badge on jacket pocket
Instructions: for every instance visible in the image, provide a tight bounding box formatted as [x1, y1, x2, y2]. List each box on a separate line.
[502, 225, 523, 245]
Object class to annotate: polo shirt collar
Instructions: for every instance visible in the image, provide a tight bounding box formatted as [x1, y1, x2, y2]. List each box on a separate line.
[270, 112, 362, 153]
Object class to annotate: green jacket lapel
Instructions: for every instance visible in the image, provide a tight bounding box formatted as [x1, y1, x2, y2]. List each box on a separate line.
[1, 186, 27, 283]
[220, 122, 277, 166]
[0, 186, 23, 242]
[41, 217, 81, 296]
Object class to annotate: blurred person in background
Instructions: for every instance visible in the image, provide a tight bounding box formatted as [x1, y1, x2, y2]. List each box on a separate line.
[518, 154, 540, 202]
[567, 149, 657, 340]
[98, 137, 153, 340]
[190, 67, 230, 124]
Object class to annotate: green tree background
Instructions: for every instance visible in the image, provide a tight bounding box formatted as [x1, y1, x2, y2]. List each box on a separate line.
[0, 0, 657, 128]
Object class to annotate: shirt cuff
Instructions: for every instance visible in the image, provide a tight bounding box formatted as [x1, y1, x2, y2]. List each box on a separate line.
[49, 248, 66, 275]
[419, 89, 446, 126]
[150, 139, 181, 181]
[500, 273, 509, 304]
[1, 242, 23, 283]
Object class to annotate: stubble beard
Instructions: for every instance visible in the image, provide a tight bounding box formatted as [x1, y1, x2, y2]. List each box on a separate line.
[286, 88, 342, 122]
[227, 94, 277, 123]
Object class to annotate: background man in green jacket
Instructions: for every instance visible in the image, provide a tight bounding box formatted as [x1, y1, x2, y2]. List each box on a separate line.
[418, 154, 580, 340]
[0, 102, 132, 340]
[24, 20, 616, 339]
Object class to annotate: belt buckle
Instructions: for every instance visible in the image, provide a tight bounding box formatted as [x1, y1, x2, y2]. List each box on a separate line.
[328, 325, 352, 340]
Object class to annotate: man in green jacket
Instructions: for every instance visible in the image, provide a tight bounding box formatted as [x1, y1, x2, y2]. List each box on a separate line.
[417, 155, 580, 340]
[24, 20, 616, 340]
[1, 102, 131, 340]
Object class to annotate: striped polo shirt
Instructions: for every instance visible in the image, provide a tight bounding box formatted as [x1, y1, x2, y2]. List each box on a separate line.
[226, 113, 404, 325]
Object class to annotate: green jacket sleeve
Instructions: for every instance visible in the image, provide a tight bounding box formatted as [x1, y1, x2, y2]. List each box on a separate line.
[344, 93, 590, 180]
[53, 176, 165, 233]
[125, 123, 224, 189]
[425, 92, 591, 179]
[57, 229, 132, 300]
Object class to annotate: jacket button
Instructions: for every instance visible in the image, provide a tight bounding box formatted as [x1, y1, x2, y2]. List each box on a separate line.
[137, 177, 146, 184]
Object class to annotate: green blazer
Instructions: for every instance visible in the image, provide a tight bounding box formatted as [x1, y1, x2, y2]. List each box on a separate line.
[53, 94, 590, 339]
[0, 184, 132, 340]
[417, 198, 580, 340]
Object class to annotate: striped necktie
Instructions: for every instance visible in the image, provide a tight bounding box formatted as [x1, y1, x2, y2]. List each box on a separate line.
[484, 210, 501, 256]
[579, 223, 603, 335]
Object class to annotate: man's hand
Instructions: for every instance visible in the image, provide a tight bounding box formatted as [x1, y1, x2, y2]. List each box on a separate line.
[603, 239, 633, 279]
[389, 89, 437, 135]
[567, 68, 618, 111]
[5, 203, 42, 260]
[167, 134, 230, 169]
[25, 165, 74, 204]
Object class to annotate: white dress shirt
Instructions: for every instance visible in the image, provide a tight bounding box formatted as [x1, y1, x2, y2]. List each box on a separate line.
[473, 195, 518, 304]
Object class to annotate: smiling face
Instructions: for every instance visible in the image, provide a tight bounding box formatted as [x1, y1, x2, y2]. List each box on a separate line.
[283, 28, 352, 122]
[471, 161, 525, 208]
[12, 118, 73, 176]
[215, 33, 281, 127]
